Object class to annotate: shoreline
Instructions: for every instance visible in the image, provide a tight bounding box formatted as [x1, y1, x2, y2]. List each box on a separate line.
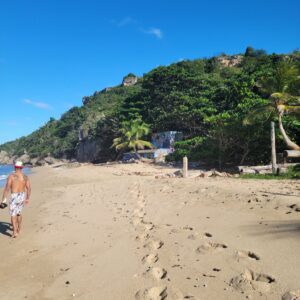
[0, 164, 33, 188]
[0, 163, 299, 299]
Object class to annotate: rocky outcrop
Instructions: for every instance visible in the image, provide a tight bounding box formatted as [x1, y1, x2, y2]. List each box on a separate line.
[100, 87, 112, 93]
[122, 75, 138, 86]
[0, 149, 68, 167]
[217, 55, 243, 67]
[77, 138, 103, 162]
[17, 153, 31, 165]
[0, 151, 12, 164]
[32, 156, 58, 166]
[82, 96, 90, 105]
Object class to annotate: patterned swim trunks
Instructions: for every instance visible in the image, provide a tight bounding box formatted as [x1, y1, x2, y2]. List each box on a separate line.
[9, 192, 26, 217]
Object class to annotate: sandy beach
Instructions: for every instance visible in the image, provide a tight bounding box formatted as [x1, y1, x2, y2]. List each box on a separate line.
[0, 163, 299, 300]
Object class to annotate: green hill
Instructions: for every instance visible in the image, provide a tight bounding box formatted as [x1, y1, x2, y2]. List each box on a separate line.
[1, 48, 300, 166]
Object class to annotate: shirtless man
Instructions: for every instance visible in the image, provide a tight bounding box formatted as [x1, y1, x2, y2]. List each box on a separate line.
[1, 161, 31, 238]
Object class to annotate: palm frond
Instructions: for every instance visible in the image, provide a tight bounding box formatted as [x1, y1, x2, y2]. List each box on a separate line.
[243, 104, 275, 125]
[135, 140, 154, 149]
[115, 142, 129, 151]
[284, 105, 300, 117]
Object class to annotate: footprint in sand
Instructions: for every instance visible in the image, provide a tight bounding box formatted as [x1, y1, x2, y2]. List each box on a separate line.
[196, 241, 227, 254]
[182, 226, 194, 231]
[138, 194, 146, 200]
[135, 286, 167, 300]
[204, 232, 213, 238]
[288, 204, 300, 212]
[144, 223, 155, 231]
[230, 269, 275, 293]
[142, 253, 159, 265]
[151, 267, 167, 280]
[144, 240, 164, 250]
[134, 210, 145, 218]
[187, 234, 198, 240]
[137, 200, 146, 207]
[136, 233, 150, 242]
[132, 217, 143, 226]
[237, 250, 260, 261]
[282, 290, 300, 300]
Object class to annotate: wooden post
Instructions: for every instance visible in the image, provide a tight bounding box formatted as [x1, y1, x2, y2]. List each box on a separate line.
[183, 156, 188, 178]
[271, 122, 277, 174]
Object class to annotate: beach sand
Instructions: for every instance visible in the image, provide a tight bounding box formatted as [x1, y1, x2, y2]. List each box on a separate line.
[0, 163, 299, 300]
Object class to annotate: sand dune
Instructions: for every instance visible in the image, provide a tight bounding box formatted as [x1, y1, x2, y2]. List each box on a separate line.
[0, 163, 299, 299]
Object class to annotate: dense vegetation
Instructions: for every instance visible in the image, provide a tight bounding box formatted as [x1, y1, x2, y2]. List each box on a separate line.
[1, 84, 141, 159]
[1, 48, 300, 166]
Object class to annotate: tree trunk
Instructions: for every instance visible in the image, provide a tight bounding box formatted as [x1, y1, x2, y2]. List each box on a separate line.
[239, 147, 249, 165]
[278, 113, 300, 150]
[115, 150, 124, 161]
[271, 122, 277, 174]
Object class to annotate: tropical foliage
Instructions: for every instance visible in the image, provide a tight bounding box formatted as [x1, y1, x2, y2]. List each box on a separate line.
[0, 48, 299, 166]
[245, 60, 300, 150]
[112, 119, 153, 152]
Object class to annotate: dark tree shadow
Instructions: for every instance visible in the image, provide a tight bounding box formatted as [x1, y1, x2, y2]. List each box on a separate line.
[0, 222, 12, 237]
[243, 220, 300, 239]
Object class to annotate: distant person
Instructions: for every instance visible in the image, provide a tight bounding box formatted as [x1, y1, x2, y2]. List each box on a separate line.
[0, 161, 31, 238]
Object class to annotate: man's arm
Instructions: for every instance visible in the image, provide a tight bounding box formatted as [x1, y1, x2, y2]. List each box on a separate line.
[25, 177, 31, 204]
[1, 175, 12, 203]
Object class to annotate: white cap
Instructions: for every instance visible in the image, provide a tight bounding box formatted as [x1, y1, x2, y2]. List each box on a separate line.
[14, 161, 24, 168]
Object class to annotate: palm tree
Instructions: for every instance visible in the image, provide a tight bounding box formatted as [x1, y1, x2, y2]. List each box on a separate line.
[112, 119, 153, 153]
[246, 60, 300, 150]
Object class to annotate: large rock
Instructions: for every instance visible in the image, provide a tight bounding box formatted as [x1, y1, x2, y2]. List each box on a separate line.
[31, 156, 56, 166]
[77, 138, 103, 162]
[29, 157, 39, 166]
[44, 156, 57, 165]
[122, 75, 138, 86]
[0, 151, 11, 164]
[17, 153, 31, 165]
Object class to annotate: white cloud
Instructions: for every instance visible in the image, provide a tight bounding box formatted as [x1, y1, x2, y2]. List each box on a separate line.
[112, 18, 164, 39]
[23, 99, 52, 110]
[112, 17, 137, 27]
[142, 27, 163, 39]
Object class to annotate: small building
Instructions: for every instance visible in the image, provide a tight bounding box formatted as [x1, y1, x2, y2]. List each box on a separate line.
[122, 131, 183, 162]
[151, 131, 183, 150]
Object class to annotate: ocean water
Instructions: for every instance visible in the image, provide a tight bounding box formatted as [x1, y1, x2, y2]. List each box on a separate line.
[0, 165, 31, 188]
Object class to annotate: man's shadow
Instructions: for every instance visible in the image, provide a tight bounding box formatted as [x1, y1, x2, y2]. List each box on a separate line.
[0, 222, 12, 237]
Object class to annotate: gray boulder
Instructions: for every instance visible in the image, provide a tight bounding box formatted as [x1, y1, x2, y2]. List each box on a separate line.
[44, 156, 57, 165]
[0, 151, 11, 164]
[17, 153, 31, 165]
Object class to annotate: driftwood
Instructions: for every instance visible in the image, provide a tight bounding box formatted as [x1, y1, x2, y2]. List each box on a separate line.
[238, 163, 299, 174]
[283, 150, 300, 158]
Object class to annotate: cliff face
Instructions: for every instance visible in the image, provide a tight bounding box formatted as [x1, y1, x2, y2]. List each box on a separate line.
[76, 138, 103, 162]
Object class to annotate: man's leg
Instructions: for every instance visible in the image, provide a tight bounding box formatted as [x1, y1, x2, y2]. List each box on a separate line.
[17, 214, 22, 234]
[11, 216, 18, 237]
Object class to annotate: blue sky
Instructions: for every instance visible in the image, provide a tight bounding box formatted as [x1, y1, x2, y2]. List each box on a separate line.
[0, 0, 299, 144]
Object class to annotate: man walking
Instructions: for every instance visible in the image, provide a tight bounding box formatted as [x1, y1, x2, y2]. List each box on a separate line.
[1, 161, 31, 238]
